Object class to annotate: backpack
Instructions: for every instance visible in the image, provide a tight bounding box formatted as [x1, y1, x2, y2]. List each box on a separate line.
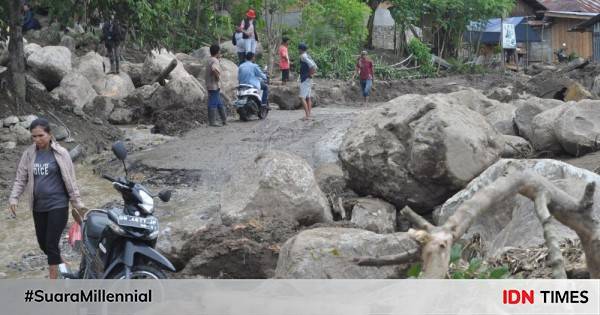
[232, 31, 237, 46]
[103, 20, 123, 42]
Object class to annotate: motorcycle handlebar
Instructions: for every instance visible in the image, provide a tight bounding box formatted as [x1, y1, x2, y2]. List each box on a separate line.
[102, 174, 118, 182]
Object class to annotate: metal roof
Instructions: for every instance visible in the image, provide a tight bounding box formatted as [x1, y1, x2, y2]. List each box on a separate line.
[538, 0, 600, 13]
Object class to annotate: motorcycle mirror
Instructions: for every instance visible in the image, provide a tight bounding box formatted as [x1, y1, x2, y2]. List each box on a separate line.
[111, 141, 128, 161]
[158, 190, 172, 202]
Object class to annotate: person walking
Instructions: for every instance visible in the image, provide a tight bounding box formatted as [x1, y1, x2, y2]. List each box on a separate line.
[240, 9, 259, 54]
[352, 51, 375, 106]
[278, 37, 290, 84]
[234, 26, 246, 65]
[100, 12, 123, 74]
[205, 44, 227, 127]
[298, 43, 317, 120]
[7, 118, 85, 279]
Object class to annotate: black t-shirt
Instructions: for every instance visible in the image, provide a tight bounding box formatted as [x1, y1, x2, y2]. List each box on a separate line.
[33, 150, 69, 212]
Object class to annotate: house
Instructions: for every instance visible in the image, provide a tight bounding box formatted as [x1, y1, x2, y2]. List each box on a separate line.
[538, 0, 600, 60]
[570, 13, 600, 61]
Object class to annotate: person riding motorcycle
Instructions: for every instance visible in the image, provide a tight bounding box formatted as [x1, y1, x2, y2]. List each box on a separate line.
[238, 52, 268, 107]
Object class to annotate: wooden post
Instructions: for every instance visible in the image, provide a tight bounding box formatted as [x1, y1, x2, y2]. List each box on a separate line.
[8, 0, 26, 107]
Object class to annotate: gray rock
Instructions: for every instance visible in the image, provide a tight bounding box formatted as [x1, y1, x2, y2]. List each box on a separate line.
[445, 89, 517, 135]
[530, 103, 570, 153]
[18, 115, 38, 129]
[0, 119, 3, 129]
[84, 96, 115, 120]
[123, 83, 160, 109]
[59, 35, 76, 52]
[120, 62, 143, 87]
[350, 198, 396, 234]
[27, 46, 72, 90]
[0, 129, 16, 142]
[52, 125, 69, 141]
[501, 135, 533, 158]
[23, 43, 42, 60]
[220, 150, 332, 226]
[190, 46, 211, 60]
[109, 108, 134, 125]
[340, 93, 503, 213]
[10, 125, 31, 145]
[74, 52, 108, 93]
[0, 141, 16, 150]
[3, 116, 19, 126]
[148, 75, 206, 113]
[592, 75, 600, 97]
[555, 100, 600, 156]
[513, 97, 564, 141]
[313, 126, 349, 166]
[26, 74, 47, 92]
[99, 72, 135, 99]
[270, 85, 317, 110]
[50, 72, 97, 111]
[435, 159, 600, 257]
[141, 49, 190, 85]
[275, 228, 417, 278]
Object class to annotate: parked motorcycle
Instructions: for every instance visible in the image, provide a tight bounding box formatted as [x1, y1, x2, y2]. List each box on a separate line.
[61, 141, 175, 279]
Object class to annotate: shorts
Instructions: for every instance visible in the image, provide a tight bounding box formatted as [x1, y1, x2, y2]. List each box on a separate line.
[208, 89, 223, 109]
[300, 79, 312, 99]
[281, 69, 290, 82]
[360, 79, 372, 97]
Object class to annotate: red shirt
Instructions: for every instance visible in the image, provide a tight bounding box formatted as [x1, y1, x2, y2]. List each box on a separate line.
[357, 58, 374, 80]
[279, 45, 289, 70]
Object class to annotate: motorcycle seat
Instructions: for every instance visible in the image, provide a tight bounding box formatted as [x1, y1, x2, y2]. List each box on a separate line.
[237, 84, 256, 89]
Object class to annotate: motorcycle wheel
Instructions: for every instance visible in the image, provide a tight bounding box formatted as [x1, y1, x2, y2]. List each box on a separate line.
[258, 105, 269, 119]
[237, 107, 249, 122]
[109, 264, 167, 279]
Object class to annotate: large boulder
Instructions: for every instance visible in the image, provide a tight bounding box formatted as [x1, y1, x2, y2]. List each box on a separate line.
[59, 35, 76, 53]
[109, 108, 134, 125]
[84, 96, 115, 120]
[175, 53, 204, 77]
[147, 75, 206, 113]
[27, 46, 72, 90]
[123, 83, 160, 110]
[312, 126, 349, 166]
[23, 43, 41, 60]
[274, 228, 417, 278]
[141, 49, 190, 85]
[340, 93, 503, 213]
[120, 62, 144, 87]
[220, 150, 332, 226]
[270, 84, 318, 110]
[350, 198, 396, 234]
[445, 89, 517, 135]
[555, 100, 600, 156]
[99, 73, 135, 99]
[50, 72, 97, 111]
[513, 97, 564, 141]
[74, 52, 107, 92]
[435, 159, 600, 257]
[529, 103, 570, 153]
[564, 82, 593, 102]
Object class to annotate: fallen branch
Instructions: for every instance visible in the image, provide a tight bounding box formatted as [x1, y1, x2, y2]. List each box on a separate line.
[354, 165, 599, 279]
[390, 54, 413, 67]
[154, 58, 178, 86]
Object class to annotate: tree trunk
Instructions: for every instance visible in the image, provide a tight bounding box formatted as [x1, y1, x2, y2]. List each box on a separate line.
[8, 0, 26, 107]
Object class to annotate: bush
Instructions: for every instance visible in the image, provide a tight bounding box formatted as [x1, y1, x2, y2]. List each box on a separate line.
[408, 38, 436, 76]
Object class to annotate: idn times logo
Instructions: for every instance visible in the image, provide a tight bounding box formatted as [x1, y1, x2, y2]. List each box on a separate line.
[503, 289, 589, 304]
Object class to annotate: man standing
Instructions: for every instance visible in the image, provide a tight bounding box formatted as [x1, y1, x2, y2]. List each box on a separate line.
[352, 50, 374, 106]
[205, 44, 227, 127]
[238, 52, 268, 108]
[278, 37, 290, 84]
[101, 13, 123, 74]
[298, 43, 317, 120]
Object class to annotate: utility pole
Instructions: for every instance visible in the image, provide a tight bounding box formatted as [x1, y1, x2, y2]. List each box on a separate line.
[8, 0, 26, 107]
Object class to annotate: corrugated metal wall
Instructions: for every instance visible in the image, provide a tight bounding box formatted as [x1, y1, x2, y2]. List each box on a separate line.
[594, 23, 600, 61]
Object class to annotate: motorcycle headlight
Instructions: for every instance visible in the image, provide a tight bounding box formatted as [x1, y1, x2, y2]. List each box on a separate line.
[138, 190, 154, 214]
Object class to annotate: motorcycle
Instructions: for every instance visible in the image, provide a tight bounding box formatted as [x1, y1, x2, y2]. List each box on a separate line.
[61, 141, 175, 279]
[234, 67, 270, 121]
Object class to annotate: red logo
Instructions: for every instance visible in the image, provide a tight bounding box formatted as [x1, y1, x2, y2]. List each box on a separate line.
[503, 290, 535, 304]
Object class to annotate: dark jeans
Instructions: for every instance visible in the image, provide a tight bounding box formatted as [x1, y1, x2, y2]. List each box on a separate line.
[260, 81, 269, 105]
[33, 208, 69, 265]
[106, 43, 121, 72]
